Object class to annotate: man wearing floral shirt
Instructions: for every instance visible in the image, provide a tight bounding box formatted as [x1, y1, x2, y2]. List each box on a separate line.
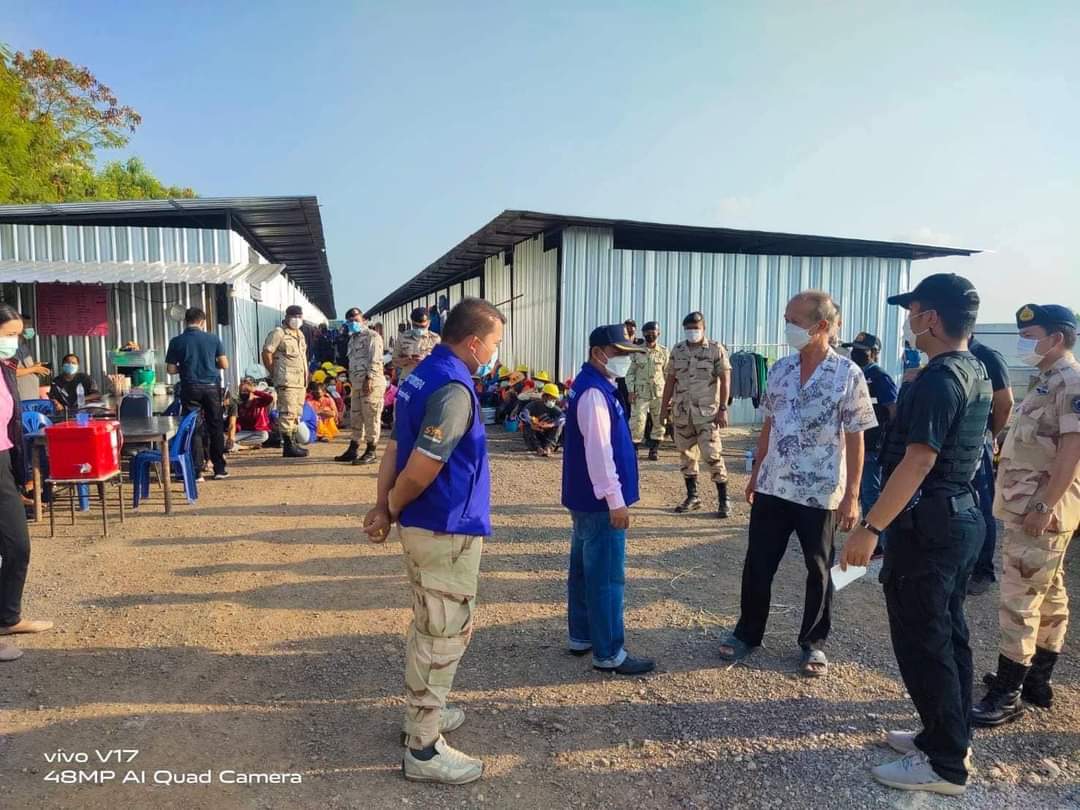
[720, 290, 876, 676]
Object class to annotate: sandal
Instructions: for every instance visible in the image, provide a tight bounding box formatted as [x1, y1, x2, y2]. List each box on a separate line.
[800, 648, 828, 677]
[718, 633, 757, 662]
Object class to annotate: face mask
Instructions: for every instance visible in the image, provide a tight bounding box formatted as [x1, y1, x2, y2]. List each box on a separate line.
[23, 328, 35, 340]
[1017, 336, 1047, 366]
[850, 348, 870, 367]
[327, 383, 337, 393]
[0, 335, 19, 359]
[603, 351, 632, 378]
[472, 341, 498, 377]
[348, 320, 364, 334]
[62, 363, 79, 375]
[644, 333, 658, 344]
[412, 326, 428, 337]
[785, 322, 812, 351]
[287, 317, 302, 330]
[903, 312, 931, 348]
[684, 328, 703, 344]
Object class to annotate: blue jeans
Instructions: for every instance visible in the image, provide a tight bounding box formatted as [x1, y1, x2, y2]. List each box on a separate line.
[567, 510, 627, 667]
[860, 451, 886, 550]
[972, 440, 997, 580]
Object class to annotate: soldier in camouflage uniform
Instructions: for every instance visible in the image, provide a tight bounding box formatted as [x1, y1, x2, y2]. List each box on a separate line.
[661, 311, 732, 517]
[334, 307, 387, 465]
[261, 304, 309, 458]
[626, 321, 669, 461]
[394, 307, 442, 381]
[973, 303, 1080, 726]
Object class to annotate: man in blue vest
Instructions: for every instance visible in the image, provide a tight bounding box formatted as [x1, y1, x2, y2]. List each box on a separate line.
[563, 324, 655, 675]
[362, 297, 504, 786]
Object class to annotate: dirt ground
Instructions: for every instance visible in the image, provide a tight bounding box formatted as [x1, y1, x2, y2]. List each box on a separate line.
[2, 426, 1078, 810]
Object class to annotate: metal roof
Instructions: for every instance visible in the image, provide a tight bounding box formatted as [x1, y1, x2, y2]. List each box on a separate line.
[0, 196, 335, 316]
[368, 209, 978, 315]
[0, 259, 284, 287]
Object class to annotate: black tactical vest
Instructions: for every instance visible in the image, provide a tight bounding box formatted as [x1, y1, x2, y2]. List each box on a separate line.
[880, 351, 992, 494]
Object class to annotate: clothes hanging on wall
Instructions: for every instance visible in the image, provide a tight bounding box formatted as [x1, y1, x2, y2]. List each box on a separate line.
[729, 351, 771, 409]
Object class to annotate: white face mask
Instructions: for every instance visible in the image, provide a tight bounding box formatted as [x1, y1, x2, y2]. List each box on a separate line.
[684, 329, 703, 344]
[903, 312, 931, 348]
[603, 351, 632, 378]
[1017, 336, 1048, 366]
[287, 317, 302, 330]
[785, 322, 812, 351]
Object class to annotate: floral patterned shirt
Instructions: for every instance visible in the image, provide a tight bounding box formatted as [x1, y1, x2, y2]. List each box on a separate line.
[755, 350, 876, 509]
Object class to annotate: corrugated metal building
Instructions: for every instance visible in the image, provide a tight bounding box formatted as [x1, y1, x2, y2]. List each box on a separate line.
[0, 197, 335, 391]
[368, 211, 975, 423]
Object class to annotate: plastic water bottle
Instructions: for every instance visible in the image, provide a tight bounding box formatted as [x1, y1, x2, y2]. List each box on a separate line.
[76, 382, 86, 409]
[744, 449, 755, 473]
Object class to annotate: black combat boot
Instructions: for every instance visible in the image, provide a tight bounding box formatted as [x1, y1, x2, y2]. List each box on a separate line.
[633, 442, 641, 458]
[1023, 647, 1059, 709]
[647, 439, 659, 461]
[282, 434, 309, 458]
[353, 442, 378, 465]
[716, 481, 730, 518]
[972, 654, 1029, 726]
[335, 440, 360, 462]
[261, 432, 282, 449]
[675, 477, 702, 513]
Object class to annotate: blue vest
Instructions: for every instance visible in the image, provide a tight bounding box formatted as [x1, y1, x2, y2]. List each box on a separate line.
[562, 362, 640, 512]
[395, 344, 491, 536]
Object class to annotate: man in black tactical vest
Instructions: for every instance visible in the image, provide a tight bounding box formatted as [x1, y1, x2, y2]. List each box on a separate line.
[840, 273, 992, 797]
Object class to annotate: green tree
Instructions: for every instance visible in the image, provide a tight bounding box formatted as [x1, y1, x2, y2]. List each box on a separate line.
[0, 46, 194, 203]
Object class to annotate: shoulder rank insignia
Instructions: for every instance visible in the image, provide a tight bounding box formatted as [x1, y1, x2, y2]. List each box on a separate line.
[1018, 306, 1036, 322]
[1036, 385, 1049, 395]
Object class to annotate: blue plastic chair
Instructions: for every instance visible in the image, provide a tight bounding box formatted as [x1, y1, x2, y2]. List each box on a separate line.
[130, 411, 199, 508]
[162, 397, 182, 417]
[21, 400, 55, 416]
[119, 393, 153, 419]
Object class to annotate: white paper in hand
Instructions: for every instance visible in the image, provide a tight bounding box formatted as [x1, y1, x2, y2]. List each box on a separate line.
[830, 563, 867, 592]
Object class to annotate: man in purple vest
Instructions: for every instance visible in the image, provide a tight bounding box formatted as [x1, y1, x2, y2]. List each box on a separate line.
[563, 324, 656, 675]
[363, 297, 505, 786]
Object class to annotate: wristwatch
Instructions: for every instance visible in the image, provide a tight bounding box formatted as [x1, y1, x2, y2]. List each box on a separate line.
[1033, 501, 1050, 514]
[717, 404, 728, 412]
[860, 519, 882, 537]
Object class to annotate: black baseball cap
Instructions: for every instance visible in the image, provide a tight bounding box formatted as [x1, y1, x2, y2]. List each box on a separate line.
[841, 332, 881, 351]
[887, 273, 980, 313]
[410, 307, 430, 323]
[344, 307, 362, 319]
[643, 321, 659, 332]
[589, 324, 646, 352]
[285, 305, 303, 317]
[1016, 303, 1078, 331]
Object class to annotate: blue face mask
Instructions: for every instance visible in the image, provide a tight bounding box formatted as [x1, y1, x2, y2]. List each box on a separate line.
[348, 320, 365, 334]
[23, 328, 36, 340]
[473, 342, 499, 377]
[63, 363, 79, 375]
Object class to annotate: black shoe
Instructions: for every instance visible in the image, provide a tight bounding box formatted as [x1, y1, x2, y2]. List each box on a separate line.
[594, 655, 656, 676]
[647, 444, 659, 461]
[633, 442, 641, 458]
[261, 434, 282, 449]
[282, 437, 308, 458]
[568, 648, 591, 657]
[716, 481, 730, 518]
[675, 477, 701, 513]
[212, 471, 230, 480]
[967, 575, 993, 596]
[335, 440, 360, 462]
[353, 443, 377, 465]
[1023, 647, 1059, 709]
[972, 654, 1029, 726]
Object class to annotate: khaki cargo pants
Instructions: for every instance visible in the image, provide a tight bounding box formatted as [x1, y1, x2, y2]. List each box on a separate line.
[275, 386, 305, 440]
[400, 525, 483, 749]
[999, 523, 1073, 664]
[629, 395, 665, 444]
[350, 383, 385, 444]
[672, 413, 727, 482]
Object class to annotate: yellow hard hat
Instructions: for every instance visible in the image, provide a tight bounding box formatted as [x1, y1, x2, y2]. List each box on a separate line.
[335, 365, 347, 375]
[533, 370, 551, 383]
[321, 361, 335, 370]
[498, 366, 510, 378]
[542, 383, 560, 398]
[312, 370, 327, 383]
[515, 363, 529, 374]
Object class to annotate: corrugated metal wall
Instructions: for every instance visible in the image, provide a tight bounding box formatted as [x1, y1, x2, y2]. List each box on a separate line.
[559, 226, 910, 423]
[463, 276, 481, 298]
[483, 253, 514, 367]
[509, 235, 558, 376]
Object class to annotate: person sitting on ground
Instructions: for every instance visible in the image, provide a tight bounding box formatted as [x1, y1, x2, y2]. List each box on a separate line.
[235, 377, 274, 448]
[307, 380, 340, 442]
[522, 383, 565, 457]
[47, 354, 101, 412]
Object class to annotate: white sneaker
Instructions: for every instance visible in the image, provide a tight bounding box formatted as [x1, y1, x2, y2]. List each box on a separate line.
[402, 735, 483, 785]
[871, 751, 965, 796]
[400, 706, 465, 745]
[886, 730, 973, 771]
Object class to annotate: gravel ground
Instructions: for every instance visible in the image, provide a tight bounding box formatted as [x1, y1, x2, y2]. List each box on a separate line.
[1, 426, 1077, 810]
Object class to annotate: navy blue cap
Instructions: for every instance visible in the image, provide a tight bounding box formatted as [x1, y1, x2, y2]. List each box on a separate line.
[642, 321, 660, 332]
[1016, 304, 1078, 331]
[887, 273, 980, 313]
[841, 332, 881, 351]
[589, 324, 646, 352]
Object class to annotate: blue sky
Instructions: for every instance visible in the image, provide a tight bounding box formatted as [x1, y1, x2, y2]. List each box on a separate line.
[7, 2, 1077, 322]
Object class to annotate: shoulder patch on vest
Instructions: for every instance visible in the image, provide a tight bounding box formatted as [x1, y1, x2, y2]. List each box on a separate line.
[423, 425, 444, 443]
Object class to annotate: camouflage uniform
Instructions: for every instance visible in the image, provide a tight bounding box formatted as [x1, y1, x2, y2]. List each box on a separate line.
[993, 354, 1080, 664]
[666, 339, 731, 482]
[347, 329, 387, 444]
[394, 329, 441, 381]
[263, 325, 307, 440]
[626, 343, 669, 444]
[399, 525, 483, 748]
